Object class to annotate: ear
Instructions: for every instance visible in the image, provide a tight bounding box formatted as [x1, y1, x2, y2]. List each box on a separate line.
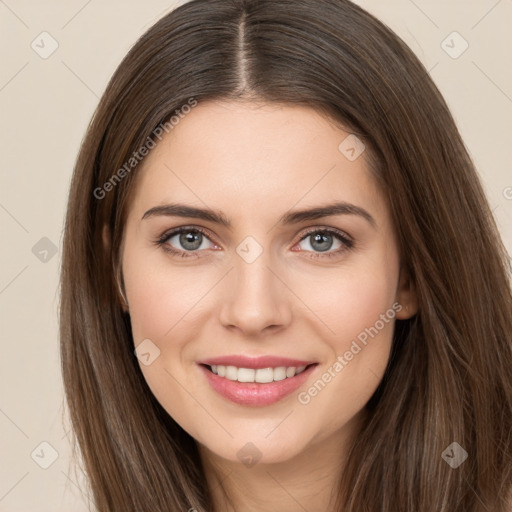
[103, 224, 129, 312]
[395, 266, 418, 319]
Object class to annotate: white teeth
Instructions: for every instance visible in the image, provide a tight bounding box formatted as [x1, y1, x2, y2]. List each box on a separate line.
[225, 366, 238, 380]
[255, 368, 273, 383]
[286, 366, 296, 378]
[209, 364, 310, 383]
[237, 368, 255, 382]
[273, 367, 287, 381]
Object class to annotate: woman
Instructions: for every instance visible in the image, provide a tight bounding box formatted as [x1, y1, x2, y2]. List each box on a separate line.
[60, 0, 512, 510]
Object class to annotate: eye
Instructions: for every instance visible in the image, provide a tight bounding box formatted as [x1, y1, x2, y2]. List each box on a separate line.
[293, 228, 353, 259]
[155, 226, 219, 258]
[155, 226, 354, 260]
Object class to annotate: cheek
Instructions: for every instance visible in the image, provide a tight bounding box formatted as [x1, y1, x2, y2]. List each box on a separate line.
[123, 250, 212, 438]
[296, 254, 399, 352]
[291, 250, 399, 408]
[123, 249, 213, 343]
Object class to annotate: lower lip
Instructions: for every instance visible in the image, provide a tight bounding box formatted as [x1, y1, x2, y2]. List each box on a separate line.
[198, 364, 317, 406]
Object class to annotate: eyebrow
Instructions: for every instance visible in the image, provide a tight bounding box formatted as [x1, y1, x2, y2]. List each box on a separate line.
[141, 201, 376, 228]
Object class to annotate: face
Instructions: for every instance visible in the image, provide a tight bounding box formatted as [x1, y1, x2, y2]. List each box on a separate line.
[118, 100, 416, 467]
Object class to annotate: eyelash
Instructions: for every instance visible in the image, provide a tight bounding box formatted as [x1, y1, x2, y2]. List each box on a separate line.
[154, 225, 354, 260]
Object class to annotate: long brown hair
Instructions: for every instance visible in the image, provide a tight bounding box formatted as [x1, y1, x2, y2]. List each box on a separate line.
[60, 0, 512, 510]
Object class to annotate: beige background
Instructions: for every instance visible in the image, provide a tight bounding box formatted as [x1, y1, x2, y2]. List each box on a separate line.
[0, 1, 511, 510]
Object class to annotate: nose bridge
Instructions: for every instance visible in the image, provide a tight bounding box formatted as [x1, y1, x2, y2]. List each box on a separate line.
[219, 244, 292, 334]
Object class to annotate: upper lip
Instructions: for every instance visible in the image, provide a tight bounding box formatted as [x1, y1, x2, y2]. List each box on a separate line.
[197, 355, 317, 369]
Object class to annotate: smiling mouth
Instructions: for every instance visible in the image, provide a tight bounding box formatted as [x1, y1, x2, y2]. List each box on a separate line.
[202, 363, 317, 383]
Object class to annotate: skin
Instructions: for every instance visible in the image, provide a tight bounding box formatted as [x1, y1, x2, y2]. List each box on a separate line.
[116, 100, 418, 512]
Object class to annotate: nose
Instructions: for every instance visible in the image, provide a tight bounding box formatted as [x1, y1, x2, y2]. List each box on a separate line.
[219, 254, 293, 337]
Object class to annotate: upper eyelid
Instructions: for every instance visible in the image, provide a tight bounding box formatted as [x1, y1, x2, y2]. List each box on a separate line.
[159, 225, 352, 249]
[159, 225, 219, 246]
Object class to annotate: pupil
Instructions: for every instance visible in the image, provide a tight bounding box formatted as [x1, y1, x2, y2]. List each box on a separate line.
[311, 233, 332, 252]
[180, 231, 202, 250]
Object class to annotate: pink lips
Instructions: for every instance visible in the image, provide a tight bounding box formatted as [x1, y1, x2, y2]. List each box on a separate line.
[197, 355, 318, 407]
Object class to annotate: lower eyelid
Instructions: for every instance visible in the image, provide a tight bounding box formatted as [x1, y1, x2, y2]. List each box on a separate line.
[294, 239, 351, 261]
[157, 228, 352, 257]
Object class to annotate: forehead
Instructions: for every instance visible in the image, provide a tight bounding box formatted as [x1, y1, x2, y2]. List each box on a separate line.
[127, 100, 385, 224]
